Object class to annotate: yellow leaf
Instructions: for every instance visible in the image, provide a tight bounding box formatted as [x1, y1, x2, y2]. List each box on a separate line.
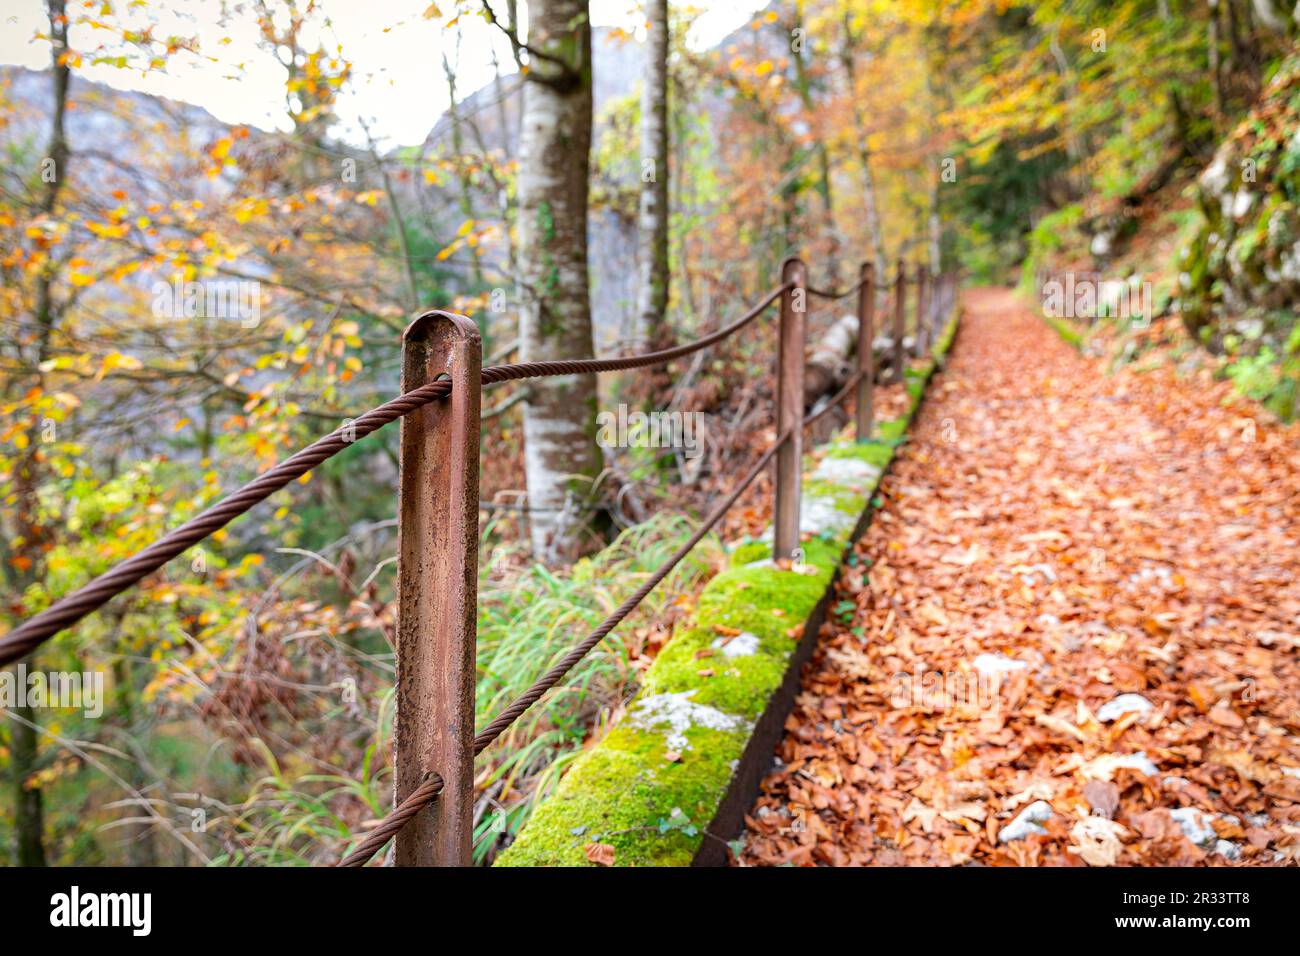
[101, 352, 143, 375]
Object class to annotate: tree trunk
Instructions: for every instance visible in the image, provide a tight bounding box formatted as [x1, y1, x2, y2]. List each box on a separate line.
[9, 0, 71, 868]
[1208, 0, 1224, 116]
[793, 0, 838, 284]
[634, 0, 670, 347]
[803, 313, 859, 404]
[113, 658, 158, 867]
[838, 16, 887, 289]
[518, 0, 605, 563]
[12, 684, 44, 866]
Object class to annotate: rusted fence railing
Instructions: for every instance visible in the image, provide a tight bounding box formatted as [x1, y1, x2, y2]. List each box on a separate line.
[0, 253, 959, 868]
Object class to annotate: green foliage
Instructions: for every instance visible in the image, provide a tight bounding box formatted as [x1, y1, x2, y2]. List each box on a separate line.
[1019, 203, 1084, 294]
[1223, 322, 1300, 420]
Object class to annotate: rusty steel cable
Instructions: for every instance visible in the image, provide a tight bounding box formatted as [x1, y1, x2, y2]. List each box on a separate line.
[804, 369, 867, 429]
[0, 283, 790, 667]
[336, 425, 793, 867]
[806, 275, 868, 300]
[336, 772, 444, 868]
[478, 282, 787, 386]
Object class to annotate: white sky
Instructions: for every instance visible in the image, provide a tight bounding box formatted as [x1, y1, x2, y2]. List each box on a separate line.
[0, 0, 766, 147]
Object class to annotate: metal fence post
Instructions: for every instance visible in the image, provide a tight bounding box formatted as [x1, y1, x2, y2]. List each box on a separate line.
[936, 271, 945, 329]
[774, 256, 806, 560]
[915, 264, 930, 357]
[395, 310, 481, 866]
[938, 272, 949, 329]
[855, 262, 874, 442]
[891, 258, 907, 384]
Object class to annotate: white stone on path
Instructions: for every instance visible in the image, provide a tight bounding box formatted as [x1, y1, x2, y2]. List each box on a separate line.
[973, 653, 1029, 678]
[1081, 749, 1164, 780]
[1096, 693, 1153, 722]
[999, 800, 1054, 842]
[1168, 807, 1216, 847]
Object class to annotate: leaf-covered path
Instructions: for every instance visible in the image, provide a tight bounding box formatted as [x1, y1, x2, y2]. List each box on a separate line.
[738, 288, 1300, 867]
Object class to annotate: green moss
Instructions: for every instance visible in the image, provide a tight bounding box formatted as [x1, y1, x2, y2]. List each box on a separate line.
[803, 479, 865, 512]
[728, 540, 768, 567]
[496, 311, 962, 867]
[933, 314, 959, 355]
[495, 720, 748, 867]
[1043, 313, 1086, 351]
[825, 440, 893, 468]
[876, 416, 908, 442]
[644, 563, 830, 717]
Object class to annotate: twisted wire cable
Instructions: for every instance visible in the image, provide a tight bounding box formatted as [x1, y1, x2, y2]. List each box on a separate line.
[336, 772, 444, 868]
[805, 275, 868, 300]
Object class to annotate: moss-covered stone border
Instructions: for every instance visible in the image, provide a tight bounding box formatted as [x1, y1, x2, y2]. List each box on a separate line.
[1041, 312, 1088, 352]
[495, 311, 961, 867]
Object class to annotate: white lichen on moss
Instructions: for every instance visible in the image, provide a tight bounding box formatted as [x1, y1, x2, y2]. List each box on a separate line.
[714, 631, 761, 658]
[811, 455, 882, 486]
[629, 690, 753, 752]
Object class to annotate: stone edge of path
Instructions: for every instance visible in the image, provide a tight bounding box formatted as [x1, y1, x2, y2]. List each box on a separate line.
[495, 311, 962, 867]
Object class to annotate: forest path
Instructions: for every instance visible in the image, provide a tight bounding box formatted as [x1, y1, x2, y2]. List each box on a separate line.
[737, 287, 1300, 867]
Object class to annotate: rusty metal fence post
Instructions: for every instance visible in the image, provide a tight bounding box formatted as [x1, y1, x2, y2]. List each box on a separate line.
[855, 262, 875, 442]
[395, 311, 481, 866]
[891, 258, 906, 384]
[774, 256, 806, 560]
[939, 271, 949, 329]
[935, 271, 944, 330]
[915, 264, 930, 357]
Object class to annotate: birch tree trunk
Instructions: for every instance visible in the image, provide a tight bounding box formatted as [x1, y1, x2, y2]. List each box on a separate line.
[634, 0, 670, 347]
[793, 0, 838, 285]
[838, 16, 886, 288]
[518, 0, 604, 563]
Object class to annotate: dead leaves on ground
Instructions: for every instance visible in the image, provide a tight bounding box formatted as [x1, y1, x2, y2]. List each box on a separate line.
[738, 290, 1300, 868]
